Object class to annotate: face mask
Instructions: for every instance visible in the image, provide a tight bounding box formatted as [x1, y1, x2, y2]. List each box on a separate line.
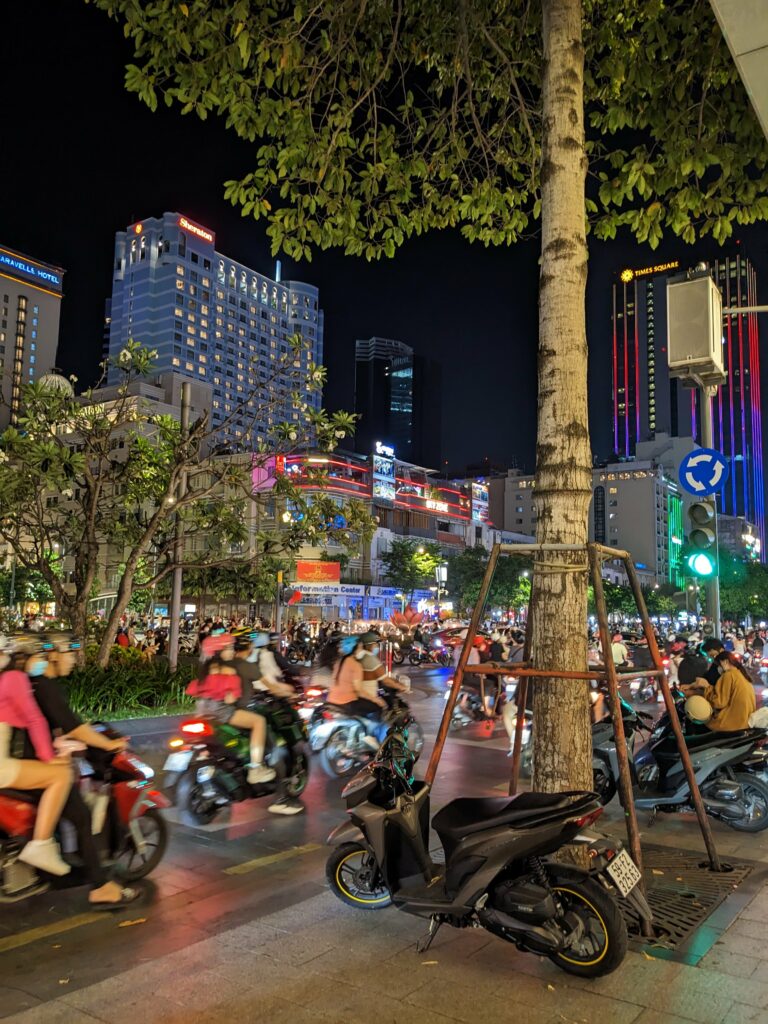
[28, 658, 48, 677]
[369, 645, 380, 657]
[355, 648, 366, 661]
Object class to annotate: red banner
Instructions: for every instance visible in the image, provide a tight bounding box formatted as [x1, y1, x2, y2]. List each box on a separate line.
[296, 561, 341, 582]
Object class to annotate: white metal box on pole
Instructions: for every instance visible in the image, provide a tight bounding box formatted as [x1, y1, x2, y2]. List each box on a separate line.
[666, 274, 724, 381]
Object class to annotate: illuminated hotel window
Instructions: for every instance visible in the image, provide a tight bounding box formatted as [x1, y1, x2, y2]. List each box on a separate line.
[176, 279, 184, 290]
[172, 357, 180, 367]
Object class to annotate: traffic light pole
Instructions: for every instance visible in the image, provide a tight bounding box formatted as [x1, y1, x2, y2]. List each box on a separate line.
[699, 384, 721, 632]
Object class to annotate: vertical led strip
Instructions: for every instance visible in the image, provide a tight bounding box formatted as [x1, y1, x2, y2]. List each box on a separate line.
[634, 278, 640, 446]
[748, 262, 765, 558]
[612, 283, 619, 454]
[623, 277, 629, 457]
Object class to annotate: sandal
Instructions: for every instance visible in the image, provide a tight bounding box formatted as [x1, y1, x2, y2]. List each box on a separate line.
[89, 886, 142, 911]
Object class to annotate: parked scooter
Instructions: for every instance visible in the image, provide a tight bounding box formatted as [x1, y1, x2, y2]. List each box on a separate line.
[310, 687, 424, 778]
[0, 727, 169, 903]
[164, 694, 310, 824]
[592, 693, 768, 831]
[327, 725, 648, 977]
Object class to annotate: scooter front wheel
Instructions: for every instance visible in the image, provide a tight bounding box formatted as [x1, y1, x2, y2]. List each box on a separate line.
[548, 877, 627, 978]
[326, 842, 391, 910]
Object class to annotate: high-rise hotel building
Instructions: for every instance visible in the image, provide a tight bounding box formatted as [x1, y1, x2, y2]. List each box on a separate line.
[0, 243, 64, 431]
[611, 253, 764, 550]
[106, 212, 324, 447]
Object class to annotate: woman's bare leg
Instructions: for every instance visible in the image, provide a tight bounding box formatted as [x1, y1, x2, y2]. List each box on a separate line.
[230, 709, 267, 764]
[13, 760, 72, 839]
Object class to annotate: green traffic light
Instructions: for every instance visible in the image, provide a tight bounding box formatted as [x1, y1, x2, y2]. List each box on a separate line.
[686, 552, 715, 578]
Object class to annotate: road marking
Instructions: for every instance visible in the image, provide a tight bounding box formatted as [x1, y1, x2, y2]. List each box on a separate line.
[0, 912, 103, 954]
[224, 843, 322, 876]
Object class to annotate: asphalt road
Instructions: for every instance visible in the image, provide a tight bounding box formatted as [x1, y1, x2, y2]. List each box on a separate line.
[3, 665, 768, 1018]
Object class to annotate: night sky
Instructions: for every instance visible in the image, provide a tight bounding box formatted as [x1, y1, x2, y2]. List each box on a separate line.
[2, 1, 768, 475]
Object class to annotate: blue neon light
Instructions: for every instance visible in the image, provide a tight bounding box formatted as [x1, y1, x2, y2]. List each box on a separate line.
[0, 252, 63, 291]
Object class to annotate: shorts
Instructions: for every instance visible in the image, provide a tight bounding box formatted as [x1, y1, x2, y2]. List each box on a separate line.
[0, 723, 21, 788]
[195, 699, 239, 724]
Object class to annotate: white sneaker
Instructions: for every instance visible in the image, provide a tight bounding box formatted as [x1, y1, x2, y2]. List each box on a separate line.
[268, 798, 305, 815]
[18, 839, 71, 877]
[247, 763, 277, 784]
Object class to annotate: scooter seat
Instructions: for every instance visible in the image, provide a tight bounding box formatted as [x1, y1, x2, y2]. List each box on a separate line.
[0, 788, 41, 805]
[433, 791, 589, 844]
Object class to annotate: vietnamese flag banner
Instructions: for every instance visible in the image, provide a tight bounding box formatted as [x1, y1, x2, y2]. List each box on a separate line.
[296, 561, 341, 582]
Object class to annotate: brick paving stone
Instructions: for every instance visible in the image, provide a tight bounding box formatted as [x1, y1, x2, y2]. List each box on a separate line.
[699, 948, 761, 979]
[718, 1007, 768, 1024]
[3, 1007, 103, 1024]
[727, 918, 768, 944]
[404, 976, 563, 1024]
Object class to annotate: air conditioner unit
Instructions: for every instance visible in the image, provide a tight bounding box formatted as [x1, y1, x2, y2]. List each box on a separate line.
[666, 274, 725, 383]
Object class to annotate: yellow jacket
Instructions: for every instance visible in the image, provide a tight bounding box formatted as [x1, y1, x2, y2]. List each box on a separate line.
[704, 668, 756, 732]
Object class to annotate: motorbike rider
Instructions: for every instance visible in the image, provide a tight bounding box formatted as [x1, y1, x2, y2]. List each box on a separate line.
[358, 630, 409, 699]
[188, 634, 276, 785]
[233, 631, 305, 815]
[700, 637, 726, 685]
[0, 634, 75, 877]
[327, 634, 392, 748]
[681, 649, 756, 732]
[19, 633, 141, 908]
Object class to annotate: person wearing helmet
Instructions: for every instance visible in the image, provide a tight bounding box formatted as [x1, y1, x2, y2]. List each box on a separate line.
[19, 633, 140, 907]
[681, 649, 756, 732]
[187, 634, 276, 785]
[0, 635, 73, 877]
[327, 634, 389, 748]
[358, 631, 409, 700]
[700, 637, 726, 685]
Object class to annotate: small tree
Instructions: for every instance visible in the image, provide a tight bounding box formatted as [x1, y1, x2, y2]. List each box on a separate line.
[0, 342, 373, 665]
[380, 539, 442, 604]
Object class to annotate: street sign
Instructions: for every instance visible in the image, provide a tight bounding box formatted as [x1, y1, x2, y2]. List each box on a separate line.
[678, 448, 729, 496]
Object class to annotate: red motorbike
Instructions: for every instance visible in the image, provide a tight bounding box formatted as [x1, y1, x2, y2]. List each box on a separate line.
[0, 726, 170, 903]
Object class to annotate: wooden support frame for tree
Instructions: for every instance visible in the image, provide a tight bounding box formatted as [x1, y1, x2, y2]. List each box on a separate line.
[425, 542, 724, 938]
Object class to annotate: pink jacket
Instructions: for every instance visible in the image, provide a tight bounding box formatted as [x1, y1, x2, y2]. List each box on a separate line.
[0, 670, 56, 761]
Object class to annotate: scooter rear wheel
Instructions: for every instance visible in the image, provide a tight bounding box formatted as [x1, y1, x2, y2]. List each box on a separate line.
[114, 808, 168, 881]
[326, 842, 391, 909]
[728, 773, 768, 832]
[548, 876, 627, 977]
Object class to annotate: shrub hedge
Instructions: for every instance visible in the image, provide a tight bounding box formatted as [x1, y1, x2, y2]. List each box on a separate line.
[64, 644, 196, 720]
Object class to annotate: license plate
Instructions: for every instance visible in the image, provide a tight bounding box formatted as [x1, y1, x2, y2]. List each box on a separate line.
[163, 751, 193, 772]
[606, 849, 642, 897]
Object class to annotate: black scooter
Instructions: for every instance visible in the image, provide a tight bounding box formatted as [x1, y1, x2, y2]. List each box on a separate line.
[327, 724, 648, 978]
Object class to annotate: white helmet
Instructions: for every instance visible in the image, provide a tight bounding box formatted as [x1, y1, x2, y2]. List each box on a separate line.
[685, 695, 713, 724]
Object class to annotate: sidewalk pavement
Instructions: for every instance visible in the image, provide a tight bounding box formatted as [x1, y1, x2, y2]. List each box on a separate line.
[5, 878, 768, 1024]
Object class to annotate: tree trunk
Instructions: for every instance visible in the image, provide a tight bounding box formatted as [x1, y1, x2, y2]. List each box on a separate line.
[530, 0, 593, 795]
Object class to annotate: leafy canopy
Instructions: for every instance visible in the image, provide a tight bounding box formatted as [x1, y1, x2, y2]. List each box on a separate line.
[89, 0, 768, 257]
[380, 538, 442, 597]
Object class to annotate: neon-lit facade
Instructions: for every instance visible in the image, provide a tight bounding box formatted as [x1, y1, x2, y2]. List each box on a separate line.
[0, 241, 65, 431]
[668, 490, 685, 588]
[611, 254, 765, 558]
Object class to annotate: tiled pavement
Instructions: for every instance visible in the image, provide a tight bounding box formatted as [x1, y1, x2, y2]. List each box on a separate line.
[4, 678, 768, 1024]
[4, 884, 768, 1024]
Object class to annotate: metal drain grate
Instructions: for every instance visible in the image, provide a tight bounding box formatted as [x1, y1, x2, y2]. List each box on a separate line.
[621, 844, 753, 953]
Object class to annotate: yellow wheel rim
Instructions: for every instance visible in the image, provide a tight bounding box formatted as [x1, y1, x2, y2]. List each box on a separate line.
[335, 851, 390, 905]
[551, 886, 609, 967]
